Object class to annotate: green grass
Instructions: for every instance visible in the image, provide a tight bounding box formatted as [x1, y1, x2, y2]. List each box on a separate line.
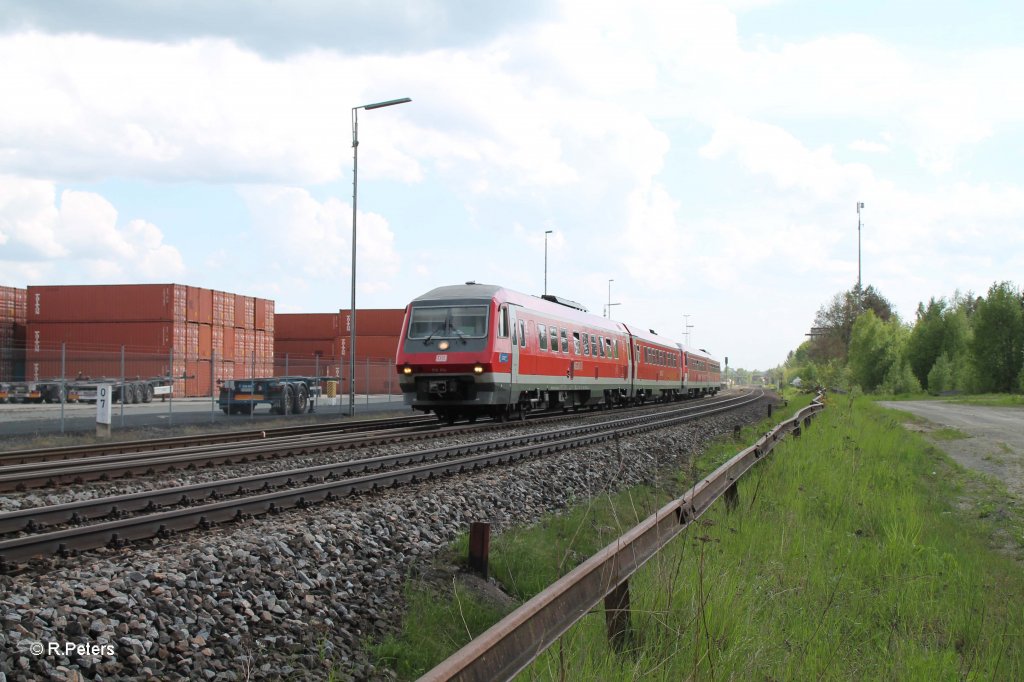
[374, 394, 1024, 680]
[932, 427, 970, 441]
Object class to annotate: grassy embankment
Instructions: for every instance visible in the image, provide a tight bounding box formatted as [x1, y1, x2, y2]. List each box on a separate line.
[373, 393, 1024, 680]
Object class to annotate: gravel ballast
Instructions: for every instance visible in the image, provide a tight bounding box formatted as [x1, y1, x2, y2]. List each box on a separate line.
[1, 399, 771, 681]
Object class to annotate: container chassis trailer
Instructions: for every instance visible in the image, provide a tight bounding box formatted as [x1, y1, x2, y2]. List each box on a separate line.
[0, 377, 174, 404]
[218, 376, 321, 415]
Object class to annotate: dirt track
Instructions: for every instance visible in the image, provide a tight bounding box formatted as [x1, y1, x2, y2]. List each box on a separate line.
[878, 401, 1024, 500]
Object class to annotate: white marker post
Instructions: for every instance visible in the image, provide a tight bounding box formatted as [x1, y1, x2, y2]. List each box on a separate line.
[96, 383, 112, 438]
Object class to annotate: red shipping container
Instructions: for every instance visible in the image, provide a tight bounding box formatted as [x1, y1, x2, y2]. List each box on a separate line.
[186, 287, 200, 322]
[212, 291, 235, 327]
[342, 309, 405, 336]
[28, 321, 186, 356]
[255, 298, 270, 331]
[198, 324, 212, 360]
[198, 288, 213, 325]
[353, 335, 400, 361]
[275, 313, 341, 340]
[235, 295, 255, 330]
[222, 326, 235, 361]
[186, 360, 213, 397]
[185, 323, 200, 360]
[28, 284, 187, 323]
[275, 338, 340, 360]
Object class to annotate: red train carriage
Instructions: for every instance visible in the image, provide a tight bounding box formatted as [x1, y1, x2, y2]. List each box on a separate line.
[681, 347, 721, 397]
[395, 282, 721, 422]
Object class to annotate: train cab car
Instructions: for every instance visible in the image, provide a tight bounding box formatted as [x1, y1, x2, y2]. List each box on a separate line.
[395, 283, 631, 423]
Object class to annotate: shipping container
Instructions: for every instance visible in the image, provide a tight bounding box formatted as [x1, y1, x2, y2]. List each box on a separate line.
[185, 360, 214, 397]
[27, 284, 187, 323]
[342, 309, 405, 336]
[352, 335, 401, 361]
[235, 295, 255, 330]
[28, 321, 186, 356]
[274, 313, 341, 340]
[213, 291, 235, 327]
[199, 288, 213, 325]
[274, 338, 340, 359]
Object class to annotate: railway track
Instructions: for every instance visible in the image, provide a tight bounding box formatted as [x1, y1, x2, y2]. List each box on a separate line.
[0, 390, 764, 569]
[0, 413, 439, 466]
[0, 390, 753, 492]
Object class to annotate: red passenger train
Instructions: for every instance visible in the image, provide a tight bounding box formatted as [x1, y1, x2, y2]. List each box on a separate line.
[395, 283, 721, 422]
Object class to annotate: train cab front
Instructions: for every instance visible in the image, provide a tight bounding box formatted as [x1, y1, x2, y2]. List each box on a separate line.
[395, 292, 504, 422]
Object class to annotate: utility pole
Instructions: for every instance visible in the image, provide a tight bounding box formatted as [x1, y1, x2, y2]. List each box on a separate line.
[857, 201, 864, 292]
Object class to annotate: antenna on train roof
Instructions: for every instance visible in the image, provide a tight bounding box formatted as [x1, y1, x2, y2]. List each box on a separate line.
[465, 281, 478, 285]
[650, 329, 657, 334]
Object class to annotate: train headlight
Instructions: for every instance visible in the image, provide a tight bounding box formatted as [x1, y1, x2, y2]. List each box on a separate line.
[438, 340, 450, 350]
[473, 365, 484, 375]
[402, 366, 413, 375]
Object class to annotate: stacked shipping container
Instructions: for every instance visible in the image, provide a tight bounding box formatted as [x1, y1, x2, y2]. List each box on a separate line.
[0, 286, 27, 381]
[25, 284, 274, 397]
[274, 309, 403, 394]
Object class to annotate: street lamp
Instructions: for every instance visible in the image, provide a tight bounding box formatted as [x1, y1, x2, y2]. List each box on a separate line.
[350, 96, 411, 417]
[605, 279, 620, 319]
[543, 230, 553, 295]
[856, 201, 865, 293]
[683, 314, 693, 346]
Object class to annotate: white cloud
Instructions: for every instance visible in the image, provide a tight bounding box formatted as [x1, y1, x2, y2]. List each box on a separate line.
[239, 185, 401, 297]
[0, 176, 184, 282]
[849, 140, 890, 154]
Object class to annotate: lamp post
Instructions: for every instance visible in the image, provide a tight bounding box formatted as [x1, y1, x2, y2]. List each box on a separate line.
[683, 314, 693, 346]
[856, 201, 865, 293]
[350, 96, 411, 417]
[605, 279, 620, 319]
[543, 230, 553, 295]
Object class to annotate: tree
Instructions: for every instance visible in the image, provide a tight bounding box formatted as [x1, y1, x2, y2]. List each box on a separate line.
[970, 281, 1024, 392]
[906, 298, 946, 389]
[847, 310, 906, 392]
[809, 284, 896, 364]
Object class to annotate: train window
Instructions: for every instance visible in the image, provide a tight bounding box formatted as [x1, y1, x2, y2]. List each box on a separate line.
[560, 328, 569, 353]
[572, 332, 581, 355]
[497, 306, 509, 338]
[520, 320, 526, 347]
[549, 325, 559, 352]
[592, 334, 601, 358]
[538, 324, 548, 350]
[582, 333, 590, 356]
[510, 315, 517, 345]
[613, 340, 619, 359]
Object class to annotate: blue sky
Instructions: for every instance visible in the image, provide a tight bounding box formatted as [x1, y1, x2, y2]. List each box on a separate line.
[1, 0, 1022, 370]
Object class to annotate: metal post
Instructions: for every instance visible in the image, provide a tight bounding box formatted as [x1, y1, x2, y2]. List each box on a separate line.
[365, 358, 370, 405]
[120, 345, 125, 427]
[168, 348, 173, 427]
[60, 342, 66, 434]
[857, 202, 864, 292]
[285, 353, 289, 376]
[468, 522, 491, 578]
[211, 352, 216, 423]
[250, 345, 255, 421]
[543, 229, 553, 295]
[604, 580, 632, 652]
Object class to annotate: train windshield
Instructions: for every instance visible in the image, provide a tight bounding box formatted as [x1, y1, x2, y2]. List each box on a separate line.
[408, 305, 489, 340]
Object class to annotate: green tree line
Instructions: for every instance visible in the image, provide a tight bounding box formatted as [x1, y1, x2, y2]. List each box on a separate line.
[783, 281, 1024, 395]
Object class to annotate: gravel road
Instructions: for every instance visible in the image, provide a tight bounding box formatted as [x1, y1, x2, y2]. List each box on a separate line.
[878, 400, 1024, 499]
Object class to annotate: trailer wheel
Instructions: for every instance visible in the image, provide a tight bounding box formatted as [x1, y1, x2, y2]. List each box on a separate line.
[293, 383, 308, 414]
[142, 384, 154, 403]
[132, 383, 143, 404]
[278, 385, 294, 415]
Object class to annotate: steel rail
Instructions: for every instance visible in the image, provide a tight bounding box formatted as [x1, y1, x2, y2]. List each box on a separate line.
[0, 391, 766, 568]
[0, 413, 439, 466]
[0, 391, 764, 535]
[0, 422, 446, 492]
[0, 390, 758, 492]
[419, 394, 825, 682]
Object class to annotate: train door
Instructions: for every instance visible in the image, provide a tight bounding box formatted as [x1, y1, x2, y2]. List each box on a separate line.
[507, 305, 521, 406]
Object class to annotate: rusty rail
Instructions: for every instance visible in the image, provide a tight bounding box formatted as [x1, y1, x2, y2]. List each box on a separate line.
[420, 393, 825, 682]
